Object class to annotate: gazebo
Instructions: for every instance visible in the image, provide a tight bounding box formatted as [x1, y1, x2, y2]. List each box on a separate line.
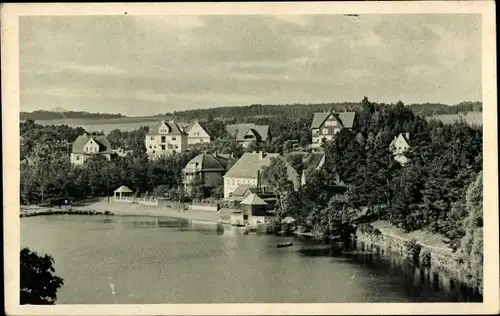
[114, 185, 133, 201]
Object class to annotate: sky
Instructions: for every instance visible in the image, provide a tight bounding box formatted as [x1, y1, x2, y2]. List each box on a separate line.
[19, 14, 482, 117]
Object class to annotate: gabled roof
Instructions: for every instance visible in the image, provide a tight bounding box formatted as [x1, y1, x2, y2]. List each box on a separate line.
[114, 185, 133, 193]
[146, 120, 188, 136]
[232, 185, 257, 197]
[184, 153, 227, 172]
[224, 152, 300, 189]
[226, 124, 270, 142]
[311, 112, 356, 129]
[303, 152, 326, 172]
[224, 152, 280, 178]
[72, 133, 111, 154]
[240, 193, 267, 206]
[390, 133, 411, 148]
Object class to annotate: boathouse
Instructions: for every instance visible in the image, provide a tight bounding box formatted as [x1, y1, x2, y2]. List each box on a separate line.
[237, 193, 268, 227]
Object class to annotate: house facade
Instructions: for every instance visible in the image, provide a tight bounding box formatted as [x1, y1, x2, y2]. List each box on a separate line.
[179, 121, 211, 145]
[182, 153, 233, 195]
[310, 111, 356, 150]
[226, 124, 271, 149]
[145, 120, 188, 159]
[223, 151, 300, 199]
[390, 133, 410, 165]
[70, 133, 113, 165]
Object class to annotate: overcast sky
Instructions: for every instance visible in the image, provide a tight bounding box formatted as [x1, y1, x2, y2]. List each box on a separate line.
[19, 14, 481, 116]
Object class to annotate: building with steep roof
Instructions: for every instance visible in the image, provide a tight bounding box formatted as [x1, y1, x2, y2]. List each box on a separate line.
[223, 152, 300, 199]
[145, 120, 189, 159]
[70, 133, 114, 165]
[178, 120, 212, 145]
[310, 111, 357, 150]
[226, 123, 271, 149]
[182, 152, 235, 195]
[390, 133, 411, 165]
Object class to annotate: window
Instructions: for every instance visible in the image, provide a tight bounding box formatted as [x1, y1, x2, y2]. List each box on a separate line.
[161, 136, 166, 143]
[325, 120, 337, 127]
[313, 129, 319, 134]
[161, 145, 166, 150]
[149, 146, 152, 149]
[76, 156, 80, 160]
[322, 128, 329, 135]
[150, 137, 154, 140]
[175, 145, 178, 149]
[172, 137, 176, 141]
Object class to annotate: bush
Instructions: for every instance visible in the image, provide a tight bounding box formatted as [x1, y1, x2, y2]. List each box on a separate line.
[405, 238, 422, 263]
[419, 249, 432, 267]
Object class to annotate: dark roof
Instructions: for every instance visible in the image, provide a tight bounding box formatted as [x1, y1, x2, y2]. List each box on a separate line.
[146, 120, 188, 136]
[184, 153, 227, 172]
[311, 112, 356, 129]
[303, 152, 326, 171]
[226, 124, 270, 142]
[72, 133, 111, 154]
[232, 185, 257, 197]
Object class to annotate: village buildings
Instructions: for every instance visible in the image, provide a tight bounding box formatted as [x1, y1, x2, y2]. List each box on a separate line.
[222, 151, 300, 199]
[310, 110, 356, 150]
[70, 133, 114, 165]
[178, 120, 212, 145]
[226, 123, 271, 149]
[182, 152, 234, 196]
[145, 120, 189, 159]
[390, 132, 411, 165]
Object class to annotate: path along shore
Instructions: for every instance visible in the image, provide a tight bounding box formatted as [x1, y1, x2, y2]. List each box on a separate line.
[21, 199, 232, 224]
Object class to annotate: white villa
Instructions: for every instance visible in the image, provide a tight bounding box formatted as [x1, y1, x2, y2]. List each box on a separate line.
[70, 133, 114, 165]
[390, 132, 411, 165]
[145, 120, 189, 159]
[178, 121, 212, 145]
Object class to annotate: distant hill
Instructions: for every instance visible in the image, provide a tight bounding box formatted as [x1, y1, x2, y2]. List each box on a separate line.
[164, 101, 482, 122]
[20, 110, 127, 121]
[21, 100, 481, 122]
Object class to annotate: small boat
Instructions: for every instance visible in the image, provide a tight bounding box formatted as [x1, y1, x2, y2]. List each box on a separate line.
[277, 241, 293, 248]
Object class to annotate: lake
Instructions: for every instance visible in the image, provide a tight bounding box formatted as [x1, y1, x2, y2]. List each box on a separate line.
[20, 215, 481, 304]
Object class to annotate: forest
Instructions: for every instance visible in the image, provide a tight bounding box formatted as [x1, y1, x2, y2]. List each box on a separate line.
[20, 100, 481, 122]
[277, 98, 482, 255]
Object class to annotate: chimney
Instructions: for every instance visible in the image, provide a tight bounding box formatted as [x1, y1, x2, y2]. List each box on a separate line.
[405, 132, 410, 140]
[259, 151, 264, 160]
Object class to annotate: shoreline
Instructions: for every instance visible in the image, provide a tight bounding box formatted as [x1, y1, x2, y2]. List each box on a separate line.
[20, 201, 232, 225]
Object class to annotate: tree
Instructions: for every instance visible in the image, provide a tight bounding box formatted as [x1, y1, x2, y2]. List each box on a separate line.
[20, 248, 64, 305]
[261, 157, 294, 213]
[454, 171, 483, 293]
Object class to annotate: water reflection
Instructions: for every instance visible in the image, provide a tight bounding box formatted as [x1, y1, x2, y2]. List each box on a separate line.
[294, 237, 482, 302]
